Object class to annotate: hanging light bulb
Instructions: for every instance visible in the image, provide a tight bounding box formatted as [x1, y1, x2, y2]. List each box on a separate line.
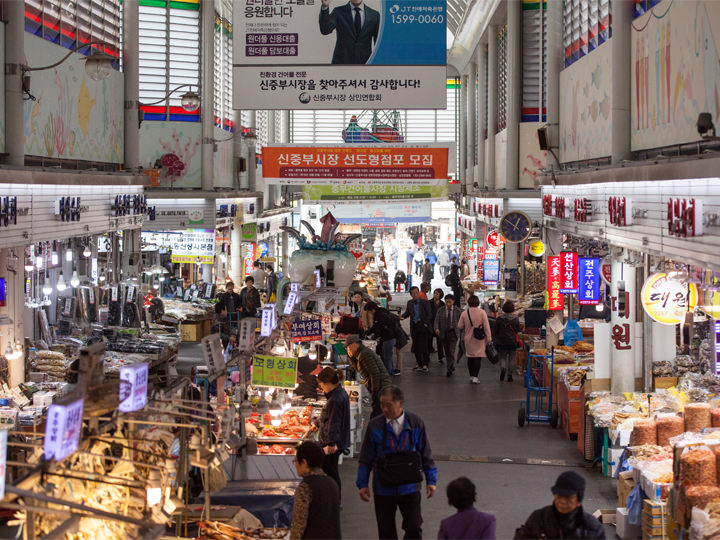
[24, 256, 34, 272]
[56, 272, 67, 291]
[42, 279, 53, 295]
[98, 269, 107, 283]
[159, 275, 165, 282]
[35, 255, 43, 269]
[83, 244, 92, 258]
[51, 242, 59, 266]
[70, 270, 80, 288]
[65, 248, 73, 262]
[146, 470, 162, 507]
[595, 302, 604, 312]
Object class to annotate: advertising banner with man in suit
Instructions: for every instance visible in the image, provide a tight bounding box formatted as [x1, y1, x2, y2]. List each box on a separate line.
[233, 0, 446, 110]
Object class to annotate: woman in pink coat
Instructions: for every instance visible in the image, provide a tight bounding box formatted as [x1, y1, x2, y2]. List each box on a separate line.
[457, 295, 492, 384]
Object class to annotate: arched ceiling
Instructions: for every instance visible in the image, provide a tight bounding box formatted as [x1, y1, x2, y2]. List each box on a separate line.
[446, 0, 471, 38]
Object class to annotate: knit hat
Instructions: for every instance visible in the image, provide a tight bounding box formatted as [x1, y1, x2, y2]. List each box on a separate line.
[551, 471, 585, 501]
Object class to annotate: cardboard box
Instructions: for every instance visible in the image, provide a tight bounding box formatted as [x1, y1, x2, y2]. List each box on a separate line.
[181, 322, 202, 342]
[653, 377, 678, 390]
[618, 470, 636, 507]
[583, 377, 645, 393]
[592, 509, 616, 524]
[616, 507, 642, 539]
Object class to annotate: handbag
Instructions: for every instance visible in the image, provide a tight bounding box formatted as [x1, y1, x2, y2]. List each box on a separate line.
[466, 309, 486, 341]
[375, 425, 424, 488]
[485, 341, 499, 364]
[509, 322, 524, 350]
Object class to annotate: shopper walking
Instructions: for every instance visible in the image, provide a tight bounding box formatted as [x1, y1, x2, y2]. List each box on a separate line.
[422, 258, 433, 284]
[345, 335, 391, 418]
[356, 385, 437, 540]
[429, 288, 444, 359]
[290, 441, 342, 540]
[316, 367, 351, 501]
[401, 286, 433, 372]
[406, 247, 416, 276]
[446, 264, 464, 306]
[391, 244, 399, 270]
[514, 471, 605, 539]
[460, 259, 471, 279]
[457, 295, 492, 384]
[438, 477, 496, 540]
[264, 265, 278, 302]
[251, 260, 266, 291]
[414, 250, 424, 277]
[218, 281, 242, 316]
[437, 249, 450, 279]
[434, 294, 461, 377]
[494, 300, 522, 382]
[239, 276, 261, 318]
[364, 302, 398, 376]
[426, 247, 437, 274]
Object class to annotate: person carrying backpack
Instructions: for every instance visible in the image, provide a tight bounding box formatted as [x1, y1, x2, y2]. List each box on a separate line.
[494, 300, 522, 382]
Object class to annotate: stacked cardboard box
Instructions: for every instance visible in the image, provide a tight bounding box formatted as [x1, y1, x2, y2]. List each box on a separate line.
[642, 499, 676, 540]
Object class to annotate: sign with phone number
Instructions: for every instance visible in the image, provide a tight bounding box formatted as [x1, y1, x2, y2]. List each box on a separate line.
[290, 317, 322, 343]
[252, 355, 298, 388]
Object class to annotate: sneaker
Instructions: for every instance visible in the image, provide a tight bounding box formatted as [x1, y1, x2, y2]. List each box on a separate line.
[412, 366, 421, 371]
[446, 371, 452, 377]
[393, 369, 401, 376]
[472, 377, 481, 384]
[438, 358, 445, 364]
[421, 366, 429, 372]
[500, 368, 506, 381]
[470, 376, 477, 383]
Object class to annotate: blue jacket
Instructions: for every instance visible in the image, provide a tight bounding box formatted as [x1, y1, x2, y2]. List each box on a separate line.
[356, 411, 437, 497]
[427, 250, 437, 265]
[318, 385, 351, 451]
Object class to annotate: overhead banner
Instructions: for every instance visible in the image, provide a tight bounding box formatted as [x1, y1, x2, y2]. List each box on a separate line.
[547, 255, 564, 311]
[326, 200, 431, 225]
[559, 251, 579, 294]
[262, 144, 451, 185]
[170, 230, 215, 265]
[232, 0, 446, 110]
[577, 258, 601, 305]
[303, 182, 448, 202]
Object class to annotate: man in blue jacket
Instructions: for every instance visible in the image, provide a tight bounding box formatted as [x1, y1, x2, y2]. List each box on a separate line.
[356, 385, 437, 539]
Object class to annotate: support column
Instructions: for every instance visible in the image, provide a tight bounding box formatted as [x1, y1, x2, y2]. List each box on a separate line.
[230, 224, 242, 285]
[282, 230, 289, 275]
[267, 111, 277, 208]
[611, 0, 632, 163]
[247, 112, 258, 193]
[466, 64, 476, 190]
[0, 249, 24, 385]
[506, 0, 521, 191]
[486, 26, 498, 191]
[504, 242, 518, 299]
[4, 0, 24, 166]
[459, 76, 467, 190]
[282, 110, 291, 143]
[610, 258, 637, 394]
[234, 110, 247, 189]
[200, 0, 215, 190]
[476, 46, 487, 188]
[123, 0, 139, 170]
[121, 230, 141, 279]
[546, 0, 563, 168]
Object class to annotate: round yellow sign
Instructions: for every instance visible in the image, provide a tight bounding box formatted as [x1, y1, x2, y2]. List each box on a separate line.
[529, 240, 545, 257]
[641, 272, 698, 325]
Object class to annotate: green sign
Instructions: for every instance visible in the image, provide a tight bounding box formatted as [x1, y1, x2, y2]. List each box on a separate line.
[251, 355, 297, 388]
[241, 223, 257, 242]
[303, 184, 449, 202]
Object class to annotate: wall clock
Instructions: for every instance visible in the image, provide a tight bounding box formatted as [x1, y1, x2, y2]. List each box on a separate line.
[499, 211, 532, 243]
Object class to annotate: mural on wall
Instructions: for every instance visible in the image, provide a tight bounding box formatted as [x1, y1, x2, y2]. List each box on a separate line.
[519, 122, 547, 188]
[23, 34, 123, 163]
[559, 44, 612, 162]
[494, 130, 507, 189]
[139, 122, 202, 189]
[213, 127, 235, 189]
[631, 0, 720, 150]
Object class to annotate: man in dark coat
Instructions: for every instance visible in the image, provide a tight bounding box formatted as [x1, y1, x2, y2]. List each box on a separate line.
[514, 471, 606, 539]
[239, 276, 261, 318]
[401, 286, 433, 372]
[434, 294, 461, 377]
[319, 0, 380, 64]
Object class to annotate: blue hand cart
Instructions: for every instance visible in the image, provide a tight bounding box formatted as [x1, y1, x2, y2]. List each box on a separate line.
[518, 346, 558, 428]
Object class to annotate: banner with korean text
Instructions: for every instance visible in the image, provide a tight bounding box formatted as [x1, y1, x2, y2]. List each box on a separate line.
[327, 201, 431, 225]
[262, 144, 451, 186]
[233, 0, 446, 109]
[303, 182, 448, 202]
[547, 256, 564, 311]
[170, 230, 215, 265]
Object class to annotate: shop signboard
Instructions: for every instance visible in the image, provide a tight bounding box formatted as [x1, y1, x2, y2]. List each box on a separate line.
[201, 334, 226, 382]
[559, 252, 579, 294]
[261, 145, 450, 185]
[44, 397, 84, 461]
[329, 200, 431, 225]
[468, 238, 478, 265]
[320, 312, 332, 334]
[244, 243, 257, 278]
[251, 356, 298, 389]
[529, 240, 545, 257]
[241, 223, 257, 242]
[547, 256, 564, 310]
[302, 182, 448, 201]
[261, 306, 277, 337]
[232, 0, 446, 110]
[577, 258, 601, 305]
[641, 272, 699, 325]
[283, 291, 299, 315]
[170, 229, 215, 265]
[290, 317, 322, 343]
[118, 362, 149, 413]
[239, 318, 257, 349]
[483, 259, 500, 285]
[600, 259, 612, 285]
[486, 231, 505, 249]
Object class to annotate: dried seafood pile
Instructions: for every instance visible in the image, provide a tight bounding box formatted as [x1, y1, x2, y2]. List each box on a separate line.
[31, 350, 73, 381]
[199, 521, 288, 540]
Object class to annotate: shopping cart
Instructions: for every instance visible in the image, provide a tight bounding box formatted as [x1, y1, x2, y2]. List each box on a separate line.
[518, 346, 558, 428]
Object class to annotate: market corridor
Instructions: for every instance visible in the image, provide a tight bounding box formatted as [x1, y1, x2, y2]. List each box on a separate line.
[338, 319, 617, 539]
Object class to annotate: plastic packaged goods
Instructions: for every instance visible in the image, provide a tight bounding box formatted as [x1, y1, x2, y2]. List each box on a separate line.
[630, 418, 658, 446]
[685, 485, 720, 511]
[656, 415, 685, 446]
[712, 409, 720, 428]
[680, 449, 717, 488]
[686, 403, 712, 432]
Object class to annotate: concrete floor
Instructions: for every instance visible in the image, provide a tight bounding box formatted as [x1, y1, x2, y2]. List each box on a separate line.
[177, 278, 618, 539]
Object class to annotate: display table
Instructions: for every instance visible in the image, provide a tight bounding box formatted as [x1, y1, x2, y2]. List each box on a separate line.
[558, 378, 581, 439]
[199, 480, 298, 528]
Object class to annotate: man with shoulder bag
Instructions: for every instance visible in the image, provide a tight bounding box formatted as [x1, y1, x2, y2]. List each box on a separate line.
[357, 385, 437, 540]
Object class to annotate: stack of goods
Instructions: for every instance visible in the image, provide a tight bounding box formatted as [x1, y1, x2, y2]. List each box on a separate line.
[572, 341, 594, 365]
[626, 445, 674, 499]
[631, 418, 658, 446]
[680, 449, 720, 510]
[561, 367, 592, 389]
[199, 522, 288, 540]
[522, 262, 545, 294]
[246, 406, 316, 455]
[712, 409, 720, 427]
[690, 500, 720, 539]
[31, 350, 72, 381]
[642, 499, 671, 540]
[652, 360, 675, 377]
[163, 299, 215, 321]
[656, 415, 685, 446]
[685, 403, 712, 432]
[676, 355, 701, 376]
[103, 351, 160, 375]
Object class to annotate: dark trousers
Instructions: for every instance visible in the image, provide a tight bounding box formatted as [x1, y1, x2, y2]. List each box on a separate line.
[371, 392, 383, 418]
[467, 356, 482, 377]
[374, 491, 423, 540]
[433, 333, 444, 359]
[439, 334, 458, 371]
[410, 326, 430, 368]
[321, 450, 342, 501]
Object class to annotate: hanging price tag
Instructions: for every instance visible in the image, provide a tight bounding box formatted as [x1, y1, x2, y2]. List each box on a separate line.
[88, 288, 95, 305]
[118, 362, 149, 413]
[111, 286, 119, 302]
[44, 398, 84, 461]
[201, 334, 226, 382]
[239, 317, 256, 349]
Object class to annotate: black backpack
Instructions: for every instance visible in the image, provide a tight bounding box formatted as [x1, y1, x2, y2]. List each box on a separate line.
[389, 312, 409, 349]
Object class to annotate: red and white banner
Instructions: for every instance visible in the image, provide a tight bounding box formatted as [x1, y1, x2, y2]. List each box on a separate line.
[547, 256, 564, 311]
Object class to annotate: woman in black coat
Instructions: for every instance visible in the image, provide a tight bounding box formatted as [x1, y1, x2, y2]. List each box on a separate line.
[446, 264, 463, 306]
[316, 367, 350, 501]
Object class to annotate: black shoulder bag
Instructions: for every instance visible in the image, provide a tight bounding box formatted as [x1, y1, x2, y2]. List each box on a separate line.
[467, 309, 486, 340]
[375, 422, 423, 488]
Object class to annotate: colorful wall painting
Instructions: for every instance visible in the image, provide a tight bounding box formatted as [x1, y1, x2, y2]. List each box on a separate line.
[213, 127, 235, 189]
[519, 122, 547, 188]
[138, 122, 202, 189]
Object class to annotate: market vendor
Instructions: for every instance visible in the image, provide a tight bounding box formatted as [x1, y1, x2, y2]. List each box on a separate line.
[294, 352, 322, 399]
[514, 471, 605, 539]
